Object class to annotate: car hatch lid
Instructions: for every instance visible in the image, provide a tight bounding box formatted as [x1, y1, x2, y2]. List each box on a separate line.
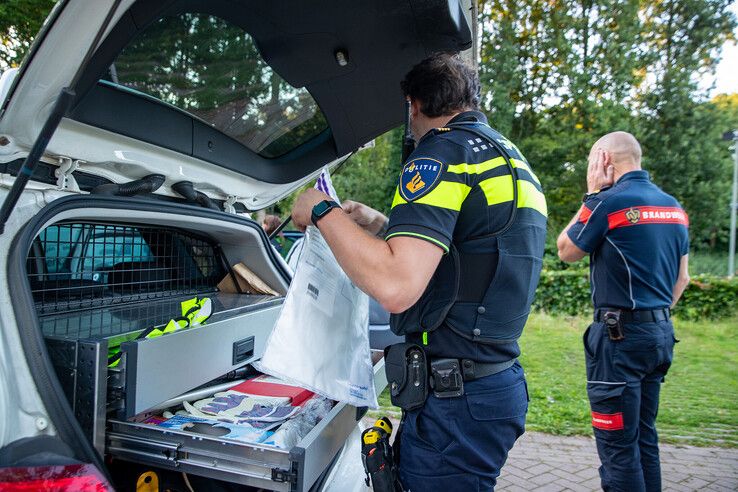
[0, 0, 473, 210]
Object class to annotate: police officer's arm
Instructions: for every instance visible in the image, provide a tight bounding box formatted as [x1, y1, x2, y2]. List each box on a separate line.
[291, 188, 442, 313]
[672, 254, 690, 307]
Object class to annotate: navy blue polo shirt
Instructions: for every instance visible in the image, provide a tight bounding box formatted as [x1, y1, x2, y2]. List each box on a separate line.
[567, 170, 689, 310]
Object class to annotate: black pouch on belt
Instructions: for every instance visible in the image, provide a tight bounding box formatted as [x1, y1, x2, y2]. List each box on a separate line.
[384, 343, 428, 411]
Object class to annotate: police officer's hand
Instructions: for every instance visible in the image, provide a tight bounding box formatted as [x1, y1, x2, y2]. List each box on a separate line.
[291, 188, 332, 231]
[587, 148, 615, 193]
[343, 200, 388, 236]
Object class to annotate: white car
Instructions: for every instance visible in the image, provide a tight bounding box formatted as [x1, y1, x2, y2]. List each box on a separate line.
[0, 1, 474, 490]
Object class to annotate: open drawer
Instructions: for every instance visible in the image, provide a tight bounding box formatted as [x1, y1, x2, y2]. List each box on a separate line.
[116, 293, 284, 418]
[107, 356, 387, 492]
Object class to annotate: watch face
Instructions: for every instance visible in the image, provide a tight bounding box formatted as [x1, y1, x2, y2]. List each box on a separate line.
[315, 200, 331, 216]
[312, 200, 338, 225]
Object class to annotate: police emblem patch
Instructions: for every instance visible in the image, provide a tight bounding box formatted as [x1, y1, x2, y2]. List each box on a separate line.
[399, 157, 444, 201]
[625, 208, 641, 224]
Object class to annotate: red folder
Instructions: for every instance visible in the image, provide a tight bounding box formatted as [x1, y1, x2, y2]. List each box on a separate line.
[230, 375, 314, 406]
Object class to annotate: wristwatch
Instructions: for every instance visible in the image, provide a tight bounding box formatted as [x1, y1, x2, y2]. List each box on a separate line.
[311, 200, 341, 226]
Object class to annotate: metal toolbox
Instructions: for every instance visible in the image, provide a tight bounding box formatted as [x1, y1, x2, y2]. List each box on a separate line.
[107, 357, 387, 492]
[43, 292, 284, 453]
[116, 294, 283, 418]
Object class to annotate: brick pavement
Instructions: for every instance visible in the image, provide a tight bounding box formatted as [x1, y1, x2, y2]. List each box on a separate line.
[364, 417, 737, 491]
[498, 432, 738, 491]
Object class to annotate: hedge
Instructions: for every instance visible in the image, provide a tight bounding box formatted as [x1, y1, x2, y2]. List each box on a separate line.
[533, 271, 738, 320]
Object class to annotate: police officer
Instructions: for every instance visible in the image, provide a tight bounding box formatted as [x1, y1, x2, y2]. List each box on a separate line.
[557, 132, 690, 492]
[292, 53, 547, 490]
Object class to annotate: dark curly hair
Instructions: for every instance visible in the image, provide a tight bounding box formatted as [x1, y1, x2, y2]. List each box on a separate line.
[400, 53, 480, 118]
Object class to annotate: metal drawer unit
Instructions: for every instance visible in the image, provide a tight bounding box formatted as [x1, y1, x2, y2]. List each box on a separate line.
[117, 295, 284, 419]
[107, 357, 387, 492]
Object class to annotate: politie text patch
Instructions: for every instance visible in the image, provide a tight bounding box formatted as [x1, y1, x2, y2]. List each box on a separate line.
[399, 157, 444, 202]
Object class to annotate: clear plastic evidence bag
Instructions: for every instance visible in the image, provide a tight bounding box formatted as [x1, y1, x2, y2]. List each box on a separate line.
[257, 170, 378, 408]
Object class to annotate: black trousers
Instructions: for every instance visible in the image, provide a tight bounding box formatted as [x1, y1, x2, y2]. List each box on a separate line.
[399, 361, 528, 491]
[583, 319, 676, 492]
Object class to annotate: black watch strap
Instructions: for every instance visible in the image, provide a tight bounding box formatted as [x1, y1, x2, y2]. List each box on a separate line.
[311, 200, 341, 226]
[582, 185, 611, 203]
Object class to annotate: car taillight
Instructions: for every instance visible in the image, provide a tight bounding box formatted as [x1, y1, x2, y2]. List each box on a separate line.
[0, 464, 112, 491]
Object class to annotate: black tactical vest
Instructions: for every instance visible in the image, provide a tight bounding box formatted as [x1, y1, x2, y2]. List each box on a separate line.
[390, 123, 546, 349]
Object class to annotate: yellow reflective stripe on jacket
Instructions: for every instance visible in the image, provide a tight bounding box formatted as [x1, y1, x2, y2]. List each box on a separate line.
[446, 157, 506, 175]
[391, 187, 406, 208]
[511, 159, 541, 185]
[479, 176, 548, 216]
[391, 181, 471, 211]
[447, 157, 541, 185]
[385, 231, 449, 253]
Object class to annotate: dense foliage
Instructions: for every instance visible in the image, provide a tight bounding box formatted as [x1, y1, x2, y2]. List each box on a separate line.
[534, 270, 738, 319]
[0, 0, 55, 69]
[1, 1, 736, 255]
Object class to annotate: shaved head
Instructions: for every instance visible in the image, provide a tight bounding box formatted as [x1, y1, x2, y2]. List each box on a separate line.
[593, 131, 642, 168]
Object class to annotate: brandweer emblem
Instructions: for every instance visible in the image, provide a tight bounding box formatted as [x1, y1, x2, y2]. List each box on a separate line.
[625, 208, 640, 224]
[399, 157, 444, 201]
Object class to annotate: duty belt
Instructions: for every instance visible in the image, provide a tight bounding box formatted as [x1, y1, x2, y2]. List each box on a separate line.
[594, 308, 670, 323]
[428, 357, 516, 399]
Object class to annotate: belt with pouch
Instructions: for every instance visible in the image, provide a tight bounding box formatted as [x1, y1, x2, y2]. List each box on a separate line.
[594, 307, 670, 323]
[440, 357, 516, 382]
[384, 343, 516, 410]
[428, 357, 515, 399]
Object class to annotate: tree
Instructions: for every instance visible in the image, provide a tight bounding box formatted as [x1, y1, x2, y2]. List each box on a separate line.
[0, 0, 55, 69]
[638, 0, 736, 249]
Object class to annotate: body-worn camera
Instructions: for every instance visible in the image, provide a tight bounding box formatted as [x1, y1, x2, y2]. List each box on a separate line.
[430, 358, 464, 398]
[603, 311, 625, 341]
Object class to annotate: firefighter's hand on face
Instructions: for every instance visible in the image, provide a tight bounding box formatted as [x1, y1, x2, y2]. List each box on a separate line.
[343, 200, 388, 236]
[587, 148, 615, 193]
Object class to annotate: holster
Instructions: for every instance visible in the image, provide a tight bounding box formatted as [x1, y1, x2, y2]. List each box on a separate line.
[384, 343, 428, 411]
[603, 310, 625, 341]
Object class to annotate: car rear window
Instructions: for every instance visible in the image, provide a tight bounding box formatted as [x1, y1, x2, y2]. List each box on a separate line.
[101, 13, 327, 158]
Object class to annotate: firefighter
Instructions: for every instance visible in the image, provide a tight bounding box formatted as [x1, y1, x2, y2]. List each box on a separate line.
[557, 131, 690, 492]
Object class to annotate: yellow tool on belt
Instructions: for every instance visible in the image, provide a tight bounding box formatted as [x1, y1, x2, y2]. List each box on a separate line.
[361, 417, 403, 492]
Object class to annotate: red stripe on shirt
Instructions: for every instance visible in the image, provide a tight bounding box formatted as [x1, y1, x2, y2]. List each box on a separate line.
[591, 411, 624, 431]
[578, 204, 593, 224]
[607, 206, 689, 230]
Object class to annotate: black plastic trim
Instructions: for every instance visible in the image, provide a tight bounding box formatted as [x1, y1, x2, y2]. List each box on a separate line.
[0, 158, 112, 191]
[7, 194, 291, 476]
[0, 435, 78, 467]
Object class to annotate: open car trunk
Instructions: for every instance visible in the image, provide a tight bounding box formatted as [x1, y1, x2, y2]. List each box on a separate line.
[17, 195, 387, 491]
[0, 0, 475, 487]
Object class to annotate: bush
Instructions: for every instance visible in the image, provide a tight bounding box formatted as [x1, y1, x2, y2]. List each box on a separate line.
[676, 274, 738, 320]
[690, 252, 733, 276]
[533, 270, 738, 320]
[533, 270, 592, 316]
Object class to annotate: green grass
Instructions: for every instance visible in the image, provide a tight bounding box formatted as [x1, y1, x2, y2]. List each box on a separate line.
[375, 313, 738, 447]
[690, 251, 733, 276]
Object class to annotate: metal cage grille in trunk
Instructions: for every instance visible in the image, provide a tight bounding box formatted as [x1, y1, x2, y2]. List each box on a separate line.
[27, 222, 227, 338]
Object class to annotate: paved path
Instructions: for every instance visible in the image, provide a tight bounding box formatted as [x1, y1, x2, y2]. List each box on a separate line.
[364, 418, 738, 490]
[498, 432, 738, 491]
